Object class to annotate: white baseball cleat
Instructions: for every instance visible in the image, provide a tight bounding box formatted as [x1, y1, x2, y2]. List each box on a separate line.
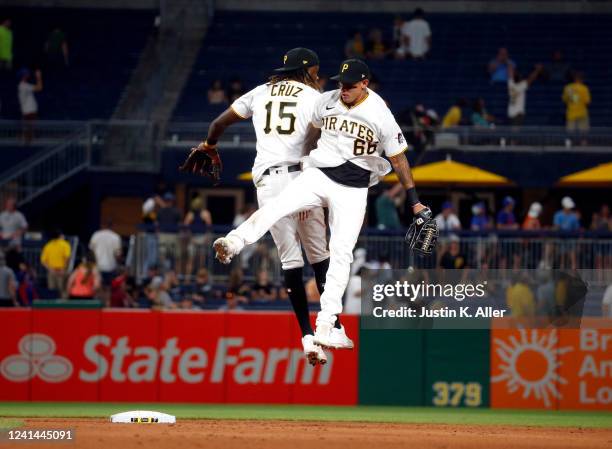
[329, 325, 354, 350]
[213, 237, 238, 264]
[312, 322, 333, 349]
[302, 334, 327, 366]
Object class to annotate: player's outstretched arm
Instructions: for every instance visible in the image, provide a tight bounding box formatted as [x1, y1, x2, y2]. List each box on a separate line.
[179, 108, 244, 182]
[388, 152, 424, 213]
[389, 152, 438, 254]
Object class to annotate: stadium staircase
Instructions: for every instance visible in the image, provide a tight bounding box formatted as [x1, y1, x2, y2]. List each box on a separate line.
[103, 0, 210, 171]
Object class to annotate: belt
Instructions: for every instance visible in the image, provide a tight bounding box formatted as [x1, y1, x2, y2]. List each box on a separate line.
[262, 164, 301, 176]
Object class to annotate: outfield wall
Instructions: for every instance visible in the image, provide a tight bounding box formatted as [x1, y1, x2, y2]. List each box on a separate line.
[0, 310, 610, 410]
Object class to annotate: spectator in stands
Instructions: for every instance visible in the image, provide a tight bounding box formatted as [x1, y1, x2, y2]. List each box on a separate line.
[219, 292, 245, 311]
[365, 28, 390, 60]
[404, 104, 439, 154]
[157, 192, 181, 270]
[344, 30, 365, 59]
[541, 50, 572, 83]
[553, 196, 580, 231]
[226, 267, 250, 304]
[441, 99, 466, 129]
[591, 204, 611, 232]
[18, 69, 43, 144]
[439, 234, 467, 269]
[4, 242, 24, 275]
[40, 229, 71, 297]
[507, 64, 543, 127]
[563, 71, 591, 134]
[0, 18, 13, 70]
[226, 78, 244, 103]
[391, 15, 405, 50]
[506, 271, 536, 319]
[207, 79, 227, 105]
[603, 283, 612, 318]
[488, 47, 515, 83]
[44, 27, 69, 68]
[435, 201, 462, 231]
[141, 195, 160, 274]
[317, 75, 328, 91]
[376, 183, 404, 230]
[535, 269, 556, 319]
[184, 194, 212, 276]
[145, 275, 174, 309]
[89, 221, 122, 306]
[110, 268, 135, 308]
[396, 8, 431, 60]
[471, 98, 494, 128]
[67, 255, 101, 300]
[16, 261, 37, 306]
[0, 197, 28, 247]
[497, 196, 519, 230]
[250, 269, 277, 302]
[0, 251, 17, 307]
[470, 202, 493, 231]
[163, 269, 182, 302]
[522, 202, 542, 230]
[187, 267, 214, 307]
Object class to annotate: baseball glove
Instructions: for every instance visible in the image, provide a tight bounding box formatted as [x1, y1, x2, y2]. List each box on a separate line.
[406, 207, 438, 255]
[179, 142, 222, 184]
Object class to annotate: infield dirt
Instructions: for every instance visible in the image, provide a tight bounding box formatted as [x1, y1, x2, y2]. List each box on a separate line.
[2, 418, 611, 449]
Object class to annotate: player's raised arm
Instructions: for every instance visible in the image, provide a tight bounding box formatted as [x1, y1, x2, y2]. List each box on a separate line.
[178, 107, 245, 182]
[302, 123, 321, 154]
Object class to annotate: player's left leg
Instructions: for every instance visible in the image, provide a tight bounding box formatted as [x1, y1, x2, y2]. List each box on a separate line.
[313, 184, 368, 349]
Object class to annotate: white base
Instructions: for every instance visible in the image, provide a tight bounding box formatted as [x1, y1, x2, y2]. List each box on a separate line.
[110, 410, 176, 424]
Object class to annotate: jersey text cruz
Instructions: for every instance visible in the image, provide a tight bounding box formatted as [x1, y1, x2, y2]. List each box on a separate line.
[270, 83, 303, 98]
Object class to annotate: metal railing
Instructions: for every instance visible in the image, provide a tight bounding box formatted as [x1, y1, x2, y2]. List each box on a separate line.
[129, 231, 612, 287]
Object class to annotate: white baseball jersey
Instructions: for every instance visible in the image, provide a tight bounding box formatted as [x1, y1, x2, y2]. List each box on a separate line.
[304, 88, 408, 187]
[231, 80, 320, 182]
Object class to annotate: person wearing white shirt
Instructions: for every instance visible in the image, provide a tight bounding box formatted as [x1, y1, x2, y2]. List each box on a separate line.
[396, 8, 431, 59]
[89, 221, 122, 306]
[17, 68, 42, 144]
[435, 201, 461, 231]
[603, 284, 612, 318]
[507, 64, 543, 126]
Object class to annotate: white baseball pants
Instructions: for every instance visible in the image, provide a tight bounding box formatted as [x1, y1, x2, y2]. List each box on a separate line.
[228, 167, 368, 326]
[255, 166, 329, 270]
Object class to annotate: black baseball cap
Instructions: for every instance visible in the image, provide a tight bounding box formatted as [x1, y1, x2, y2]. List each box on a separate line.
[330, 59, 370, 84]
[274, 47, 320, 72]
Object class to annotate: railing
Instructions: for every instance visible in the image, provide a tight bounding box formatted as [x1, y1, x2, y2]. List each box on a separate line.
[0, 130, 89, 206]
[1, 121, 612, 153]
[129, 230, 612, 286]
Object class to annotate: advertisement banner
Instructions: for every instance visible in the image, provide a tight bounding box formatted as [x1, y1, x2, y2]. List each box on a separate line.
[490, 319, 611, 410]
[0, 310, 358, 405]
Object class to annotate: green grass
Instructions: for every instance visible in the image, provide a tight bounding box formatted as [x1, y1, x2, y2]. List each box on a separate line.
[0, 418, 23, 430]
[0, 403, 610, 428]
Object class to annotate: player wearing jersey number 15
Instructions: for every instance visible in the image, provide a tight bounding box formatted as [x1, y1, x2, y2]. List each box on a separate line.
[213, 59, 438, 348]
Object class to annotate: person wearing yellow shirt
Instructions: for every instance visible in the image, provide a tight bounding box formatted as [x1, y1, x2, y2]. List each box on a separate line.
[441, 98, 466, 128]
[562, 72, 591, 132]
[506, 273, 536, 321]
[40, 229, 71, 297]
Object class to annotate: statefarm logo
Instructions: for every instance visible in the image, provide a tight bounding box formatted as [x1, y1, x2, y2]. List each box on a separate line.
[1, 334, 333, 385]
[0, 334, 73, 382]
[492, 329, 572, 407]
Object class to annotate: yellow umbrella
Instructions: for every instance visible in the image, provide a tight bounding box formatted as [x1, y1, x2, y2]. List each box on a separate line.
[557, 162, 612, 187]
[383, 158, 512, 186]
[238, 172, 253, 181]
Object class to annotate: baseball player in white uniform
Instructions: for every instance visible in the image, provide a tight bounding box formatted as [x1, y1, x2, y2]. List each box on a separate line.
[214, 59, 436, 349]
[181, 48, 340, 365]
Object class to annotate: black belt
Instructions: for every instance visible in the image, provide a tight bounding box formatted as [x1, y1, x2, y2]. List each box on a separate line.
[262, 164, 301, 176]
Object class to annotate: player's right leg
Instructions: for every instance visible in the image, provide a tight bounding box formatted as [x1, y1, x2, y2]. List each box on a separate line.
[313, 182, 368, 349]
[213, 168, 324, 263]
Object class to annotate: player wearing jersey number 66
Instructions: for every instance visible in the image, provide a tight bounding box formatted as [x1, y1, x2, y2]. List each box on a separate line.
[214, 59, 437, 348]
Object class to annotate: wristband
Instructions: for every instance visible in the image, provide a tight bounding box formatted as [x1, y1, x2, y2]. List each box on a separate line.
[406, 187, 420, 207]
[204, 138, 218, 147]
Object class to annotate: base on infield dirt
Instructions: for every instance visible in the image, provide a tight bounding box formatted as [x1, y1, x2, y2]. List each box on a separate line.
[11, 418, 612, 449]
[109, 411, 176, 424]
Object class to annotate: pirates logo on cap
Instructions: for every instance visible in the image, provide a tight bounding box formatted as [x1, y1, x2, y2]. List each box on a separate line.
[284, 54, 288, 64]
